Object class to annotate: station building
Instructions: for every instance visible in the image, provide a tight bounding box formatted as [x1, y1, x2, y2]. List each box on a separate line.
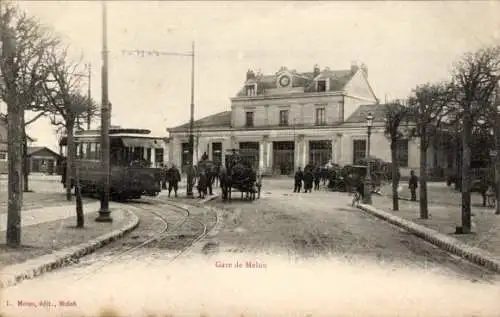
[169, 64, 450, 177]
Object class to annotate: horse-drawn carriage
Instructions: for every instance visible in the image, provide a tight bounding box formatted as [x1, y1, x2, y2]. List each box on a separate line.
[326, 157, 390, 193]
[219, 149, 261, 201]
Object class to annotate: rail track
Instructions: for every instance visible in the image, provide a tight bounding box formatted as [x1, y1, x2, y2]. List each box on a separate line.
[56, 196, 219, 290]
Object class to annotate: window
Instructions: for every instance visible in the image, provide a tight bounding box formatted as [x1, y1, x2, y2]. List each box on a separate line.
[89, 143, 98, 160]
[315, 107, 326, 125]
[212, 142, 222, 164]
[396, 139, 409, 167]
[155, 148, 164, 167]
[0, 151, 7, 161]
[279, 110, 289, 126]
[80, 142, 88, 159]
[245, 111, 254, 127]
[353, 140, 366, 164]
[246, 84, 256, 96]
[317, 80, 326, 92]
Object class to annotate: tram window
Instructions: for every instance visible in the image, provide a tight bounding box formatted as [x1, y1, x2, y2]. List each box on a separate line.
[86, 143, 91, 158]
[80, 142, 88, 159]
[95, 143, 101, 159]
[89, 143, 97, 160]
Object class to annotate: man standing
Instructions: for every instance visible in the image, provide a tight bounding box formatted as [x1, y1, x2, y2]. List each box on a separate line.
[409, 170, 418, 201]
[168, 164, 181, 198]
[294, 167, 303, 193]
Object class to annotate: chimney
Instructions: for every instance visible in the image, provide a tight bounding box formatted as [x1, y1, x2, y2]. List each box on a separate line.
[313, 64, 320, 77]
[350, 61, 359, 74]
[360, 63, 368, 77]
[246, 69, 255, 81]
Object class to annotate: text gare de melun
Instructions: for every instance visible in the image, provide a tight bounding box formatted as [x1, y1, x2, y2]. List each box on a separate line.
[215, 260, 267, 269]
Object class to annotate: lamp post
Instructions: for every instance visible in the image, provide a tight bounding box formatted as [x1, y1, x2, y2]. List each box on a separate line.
[363, 112, 374, 204]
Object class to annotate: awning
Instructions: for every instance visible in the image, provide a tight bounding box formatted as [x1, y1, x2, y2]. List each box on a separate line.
[121, 138, 164, 149]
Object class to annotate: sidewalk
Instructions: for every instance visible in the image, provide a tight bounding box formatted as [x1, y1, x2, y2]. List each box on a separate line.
[362, 193, 500, 273]
[0, 201, 101, 231]
[0, 202, 140, 288]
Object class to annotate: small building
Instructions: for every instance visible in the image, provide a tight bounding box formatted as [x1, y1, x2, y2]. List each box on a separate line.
[167, 64, 451, 178]
[26, 147, 62, 175]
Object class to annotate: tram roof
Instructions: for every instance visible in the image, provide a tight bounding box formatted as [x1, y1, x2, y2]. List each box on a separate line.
[59, 133, 167, 146]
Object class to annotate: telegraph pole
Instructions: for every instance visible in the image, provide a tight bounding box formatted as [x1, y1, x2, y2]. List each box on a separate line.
[96, 0, 112, 222]
[120, 42, 196, 198]
[87, 63, 92, 130]
[186, 41, 195, 197]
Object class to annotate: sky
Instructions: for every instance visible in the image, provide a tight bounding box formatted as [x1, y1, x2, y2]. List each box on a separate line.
[3, 1, 500, 151]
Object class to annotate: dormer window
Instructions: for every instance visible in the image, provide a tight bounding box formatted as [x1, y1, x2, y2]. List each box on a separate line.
[317, 80, 326, 92]
[246, 84, 257, 96]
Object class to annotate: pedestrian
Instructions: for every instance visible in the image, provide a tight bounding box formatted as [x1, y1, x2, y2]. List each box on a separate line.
[314, 166, 321, 190]
[168, 164, 181, 198]
[303, 165, 314, 193]
[294, 167, 303, 193]
[409, 170, 418, 201]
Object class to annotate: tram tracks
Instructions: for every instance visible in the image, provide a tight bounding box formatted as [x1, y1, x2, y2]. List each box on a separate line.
[57, 197, 219, 289]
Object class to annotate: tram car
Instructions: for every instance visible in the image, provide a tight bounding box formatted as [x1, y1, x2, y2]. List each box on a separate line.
[59, 128, 165, 200]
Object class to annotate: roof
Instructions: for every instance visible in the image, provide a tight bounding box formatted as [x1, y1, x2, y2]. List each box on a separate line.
[235, 67, 356, 97]
[344, 103, 395, 124]
[168, 111, 231, 132]
[27, 146, 61, 158]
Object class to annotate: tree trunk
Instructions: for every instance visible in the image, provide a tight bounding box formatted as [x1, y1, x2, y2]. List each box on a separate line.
[75, 166, 84, 228]
[4, 27, 22, 246]
[419, 139, 429, 219]
[22, 124, 29, 193]
[65, 122, 75, 201]
[390, 140, 399, 211]
[461, 111, 472, 233]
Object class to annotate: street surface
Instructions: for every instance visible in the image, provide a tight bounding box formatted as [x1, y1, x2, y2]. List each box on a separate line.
[1, 177, 499, 317]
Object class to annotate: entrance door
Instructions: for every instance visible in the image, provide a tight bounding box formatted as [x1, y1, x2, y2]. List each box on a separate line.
[273, 141, 294, 175]
[309, 140, 332, 167]
[239, 142, 259, 170]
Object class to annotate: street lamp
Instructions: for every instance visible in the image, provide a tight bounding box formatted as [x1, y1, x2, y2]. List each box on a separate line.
[363, 112, 374, 204]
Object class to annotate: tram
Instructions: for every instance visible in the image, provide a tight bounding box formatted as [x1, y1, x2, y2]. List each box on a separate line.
[59, 128, 165, 200]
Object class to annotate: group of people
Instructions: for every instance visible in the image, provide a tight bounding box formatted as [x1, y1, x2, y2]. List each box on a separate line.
[293, 163, 324, 193]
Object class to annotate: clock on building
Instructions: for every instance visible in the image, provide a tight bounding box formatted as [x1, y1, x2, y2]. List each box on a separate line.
[279, 75, 291, 87]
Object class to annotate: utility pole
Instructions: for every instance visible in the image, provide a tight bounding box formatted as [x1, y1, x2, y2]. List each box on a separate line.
[87, 63, 92, 130]
[95, 0, 112, 222]
[121, 42, 196, 198]
[186, 41, 195, 197]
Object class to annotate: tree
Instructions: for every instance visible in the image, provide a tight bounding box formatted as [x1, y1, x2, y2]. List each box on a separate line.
[408, 82, 454, 219]
[452, 45, 500, 233]
[383, 100, 414, 211]
[43, 44, 98, 207]
[0, 2, 59, 194]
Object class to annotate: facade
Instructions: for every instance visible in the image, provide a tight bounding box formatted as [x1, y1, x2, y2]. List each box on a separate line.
[26, 147, 62, 175]
[167, 63, 448, 177]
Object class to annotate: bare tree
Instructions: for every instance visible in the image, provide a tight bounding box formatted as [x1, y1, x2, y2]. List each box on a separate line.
[0, 2, 59, 193]
[408, 82, 454, 219]
[383, 101, 414, 211]
[43, 44, 97, 208]
[452, 45, 500, 233]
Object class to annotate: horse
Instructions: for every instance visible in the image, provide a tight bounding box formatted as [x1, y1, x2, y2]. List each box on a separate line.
[219, 165, 232, 201]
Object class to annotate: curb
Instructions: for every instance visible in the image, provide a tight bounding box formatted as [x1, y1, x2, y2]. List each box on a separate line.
[0, 204, 140, 289]
[357, 203, 500, 274]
